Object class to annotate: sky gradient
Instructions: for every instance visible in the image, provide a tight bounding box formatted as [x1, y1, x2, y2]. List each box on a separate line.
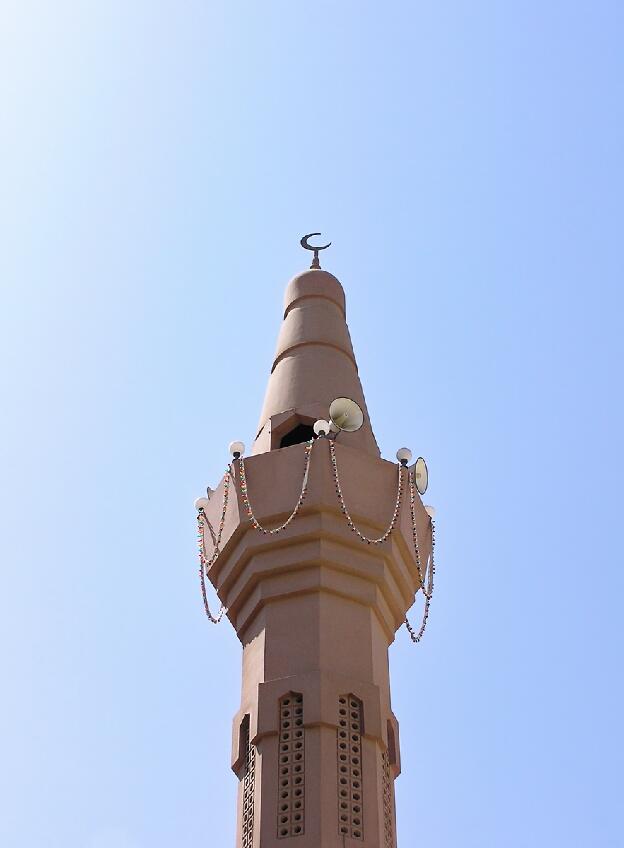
[1, 2, 623, 846]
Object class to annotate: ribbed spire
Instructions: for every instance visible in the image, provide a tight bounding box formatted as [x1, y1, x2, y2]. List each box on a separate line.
[253, 268, 380, 456]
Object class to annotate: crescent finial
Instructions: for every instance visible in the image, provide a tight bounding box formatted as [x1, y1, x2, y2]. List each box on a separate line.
[300, 233, 331, 269]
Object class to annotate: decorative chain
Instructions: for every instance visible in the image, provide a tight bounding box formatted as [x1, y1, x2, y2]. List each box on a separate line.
[405, 516, 436, 643]
[238, 439, 313, 535]
[328, 438, 404, 544]
[408, 470, 430, 597]
[197, 467, 231, 624]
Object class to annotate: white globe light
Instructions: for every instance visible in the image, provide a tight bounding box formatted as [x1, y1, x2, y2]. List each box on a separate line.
[396, 447, 413, 465]
[424, 505, 436, 519]
[229, 440, 245, 457]
[194, 496, 210, 512]
[313, 419, 330, 436]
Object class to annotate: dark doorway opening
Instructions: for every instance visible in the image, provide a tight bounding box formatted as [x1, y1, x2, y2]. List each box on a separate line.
[279, 423, 315, 448]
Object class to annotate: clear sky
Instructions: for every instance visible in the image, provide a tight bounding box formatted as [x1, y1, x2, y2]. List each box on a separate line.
[1, 2, 622, 846]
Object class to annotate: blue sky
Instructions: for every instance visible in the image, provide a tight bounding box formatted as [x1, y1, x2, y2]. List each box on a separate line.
[1, 2, 622, 846]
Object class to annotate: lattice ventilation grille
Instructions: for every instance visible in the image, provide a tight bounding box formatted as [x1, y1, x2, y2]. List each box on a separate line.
[337, 695, 364, 840]
[241, 716, 256, 848]
[382, 749, 394, 848]
[277, 693, 305, 838]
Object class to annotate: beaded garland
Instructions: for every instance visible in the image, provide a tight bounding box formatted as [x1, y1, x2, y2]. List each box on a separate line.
[237, 439, 314, 535]
[328, 438, 404, 545]
[407, 470, 430, 596]
[197, 466, 231, 624]
[404, 510, 436, 644]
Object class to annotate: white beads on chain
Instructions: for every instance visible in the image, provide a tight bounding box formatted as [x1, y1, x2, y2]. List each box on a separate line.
[405, 511, 436, 644]
[238, 439, 314, 535]
[328, 439, 404, 545]
[197, 467, 231, 624]
[407, 470, 430, 597]
[329, 440, 436, 642]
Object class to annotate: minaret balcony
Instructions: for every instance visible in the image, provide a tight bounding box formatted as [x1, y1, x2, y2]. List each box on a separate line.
[204, 438, 432, 644]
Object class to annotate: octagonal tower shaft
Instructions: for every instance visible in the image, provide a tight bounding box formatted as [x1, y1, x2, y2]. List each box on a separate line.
[205, 266, 431, 848]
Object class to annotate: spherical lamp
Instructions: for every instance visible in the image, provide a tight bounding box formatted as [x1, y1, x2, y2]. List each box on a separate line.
[396, 447, 413, 467]
[313, 419, 330, 437]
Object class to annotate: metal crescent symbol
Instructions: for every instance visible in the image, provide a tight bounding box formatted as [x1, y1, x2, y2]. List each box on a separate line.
[300, 233, 331, 252]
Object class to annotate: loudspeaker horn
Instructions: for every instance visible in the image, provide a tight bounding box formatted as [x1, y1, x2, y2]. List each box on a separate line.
[329, 397, 364, 432]
[414, 457, 429, 495]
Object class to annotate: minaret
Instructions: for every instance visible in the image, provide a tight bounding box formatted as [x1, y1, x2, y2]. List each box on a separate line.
[200, 239, 433, 848]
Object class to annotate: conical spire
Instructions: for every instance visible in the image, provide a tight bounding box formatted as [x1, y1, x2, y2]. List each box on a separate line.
[252, 267, 380, 456]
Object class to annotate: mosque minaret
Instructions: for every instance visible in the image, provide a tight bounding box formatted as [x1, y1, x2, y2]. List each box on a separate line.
[196, 237, 435, 847]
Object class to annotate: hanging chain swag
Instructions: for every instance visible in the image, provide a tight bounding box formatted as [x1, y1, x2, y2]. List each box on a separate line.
[197, 467, 231, 623]
[197, 440, 436, 640]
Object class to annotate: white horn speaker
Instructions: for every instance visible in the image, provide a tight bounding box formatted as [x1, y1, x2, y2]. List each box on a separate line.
[413, 457, 429, 495]
[329, 397, 364, 432]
